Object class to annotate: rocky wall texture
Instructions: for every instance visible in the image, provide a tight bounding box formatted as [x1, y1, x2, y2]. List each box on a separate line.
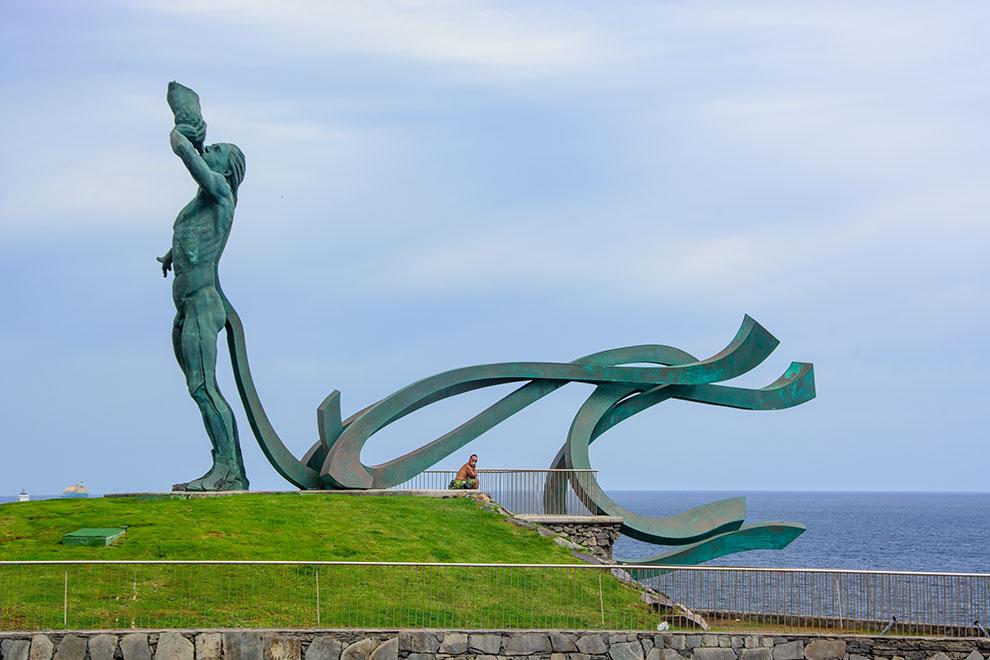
[533, 523, 622, 561]
[1, 631, 987, 660]
[507, 516, 624, 562]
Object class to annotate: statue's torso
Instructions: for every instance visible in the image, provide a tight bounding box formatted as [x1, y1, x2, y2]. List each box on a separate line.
[171, 192, 233, 302]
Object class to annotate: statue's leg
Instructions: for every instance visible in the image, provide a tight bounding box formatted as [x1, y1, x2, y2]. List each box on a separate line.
[171, 310, 213, 485]
[172, 290, 248, 492]
[171, 312, 186, 372]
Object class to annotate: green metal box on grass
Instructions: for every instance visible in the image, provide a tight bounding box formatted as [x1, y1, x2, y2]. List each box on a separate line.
[61, 528, 126, 547]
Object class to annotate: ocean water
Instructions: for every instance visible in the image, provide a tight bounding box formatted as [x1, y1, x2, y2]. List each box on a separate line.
[0, 494, 96, 506]
[0, 494, 65, 503]
[610, 491, 990, 573]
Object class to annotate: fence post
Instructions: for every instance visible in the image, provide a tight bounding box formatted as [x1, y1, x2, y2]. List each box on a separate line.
[63, 570, 68, 627]
[598, 572, 605, 628]
[315, 569, 321, 626]
[132, 566, 138, 629]
[836, 573, 844, 630]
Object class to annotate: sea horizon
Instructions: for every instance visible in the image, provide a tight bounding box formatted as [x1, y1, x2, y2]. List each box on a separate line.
[606, 490, 990, 574]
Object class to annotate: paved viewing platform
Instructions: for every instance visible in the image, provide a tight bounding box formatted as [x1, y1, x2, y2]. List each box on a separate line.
[515, 514, 624, 524]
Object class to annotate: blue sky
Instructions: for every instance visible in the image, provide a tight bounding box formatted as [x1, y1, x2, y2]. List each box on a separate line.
[1, 1, 987, 493]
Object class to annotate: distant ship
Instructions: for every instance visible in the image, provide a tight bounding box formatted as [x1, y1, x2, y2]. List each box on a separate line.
[17, 489, 29, 502]
[63, 482, 89, 498]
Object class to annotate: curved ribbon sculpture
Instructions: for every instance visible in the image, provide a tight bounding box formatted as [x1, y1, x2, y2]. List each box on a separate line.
[219, 282, 815, 565]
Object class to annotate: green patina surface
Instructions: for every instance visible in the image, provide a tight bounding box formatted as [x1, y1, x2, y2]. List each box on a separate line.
[158, 84, 817, 567]
[60, 528, 126, 547]
[226, 310, 815, 564]
[159, 82, 248, 492]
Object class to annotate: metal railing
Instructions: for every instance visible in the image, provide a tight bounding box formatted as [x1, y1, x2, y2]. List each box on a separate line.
[1, 561, 988, 636]
[0, 561, 652, 632]
[631, 565, 990, 637]
[391, 469, 599, 515]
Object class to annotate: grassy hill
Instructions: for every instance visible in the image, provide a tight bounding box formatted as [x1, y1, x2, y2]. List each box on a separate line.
[0, 493, 579, 561]
[0, 494, 659, 631]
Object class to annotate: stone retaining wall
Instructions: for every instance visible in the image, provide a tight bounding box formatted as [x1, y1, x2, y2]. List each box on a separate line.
[2, 631, 988, 660]
[512, 516, 623, 561]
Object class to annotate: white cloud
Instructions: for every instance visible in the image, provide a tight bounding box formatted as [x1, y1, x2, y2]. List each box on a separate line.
[121, 0, 598, 78]
[0, 85, 378, 231]
[357, 172, 990, 310]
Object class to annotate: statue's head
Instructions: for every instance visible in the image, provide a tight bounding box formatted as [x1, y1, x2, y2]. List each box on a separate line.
[203, 143, 246, 198]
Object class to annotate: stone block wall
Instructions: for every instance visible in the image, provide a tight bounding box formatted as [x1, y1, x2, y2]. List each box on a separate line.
[512, 516, 623, 561]
[1, 631, 988, 660]
[537, 523, 621, 561]
[0, 632, 398, 660]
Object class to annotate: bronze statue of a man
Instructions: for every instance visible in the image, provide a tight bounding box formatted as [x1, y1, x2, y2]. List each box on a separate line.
[158, 82, 248, 491]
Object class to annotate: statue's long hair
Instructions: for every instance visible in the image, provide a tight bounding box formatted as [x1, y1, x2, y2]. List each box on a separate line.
[219, 143, 246, 203]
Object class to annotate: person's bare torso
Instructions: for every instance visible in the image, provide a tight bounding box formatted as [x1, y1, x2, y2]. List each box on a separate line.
[171, 191, 233, 305]
[455, 462, 477, 481]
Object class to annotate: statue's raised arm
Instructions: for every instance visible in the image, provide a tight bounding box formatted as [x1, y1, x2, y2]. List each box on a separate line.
[167, 82, 231, 201]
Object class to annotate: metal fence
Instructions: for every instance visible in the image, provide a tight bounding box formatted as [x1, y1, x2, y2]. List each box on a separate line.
[0, 561, 651, 632]
[1, 561, 988, 636]
[391, 469, 598, 515]
[631, 565, 990, 637]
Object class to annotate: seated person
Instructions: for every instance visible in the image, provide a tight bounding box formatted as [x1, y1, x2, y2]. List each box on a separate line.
[448, 454, 479, 489]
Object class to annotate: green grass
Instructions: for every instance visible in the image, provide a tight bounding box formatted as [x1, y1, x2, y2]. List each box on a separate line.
[0, 495, 659, 631]
[0, 494, 579, 562]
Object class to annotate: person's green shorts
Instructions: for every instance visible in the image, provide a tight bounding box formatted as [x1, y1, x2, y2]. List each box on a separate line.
[448, 479, 478, 489]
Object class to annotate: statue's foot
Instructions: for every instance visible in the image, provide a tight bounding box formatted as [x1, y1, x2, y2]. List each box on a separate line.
[172, 463, 248, 492]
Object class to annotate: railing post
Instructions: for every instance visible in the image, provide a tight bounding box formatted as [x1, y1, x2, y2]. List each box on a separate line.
[315, 568, 321, 626]
[132, 566, 138, 629]
[63, 569, 68, 627]
[836, 573, 844, 630]
[598, 572, 605, 628]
